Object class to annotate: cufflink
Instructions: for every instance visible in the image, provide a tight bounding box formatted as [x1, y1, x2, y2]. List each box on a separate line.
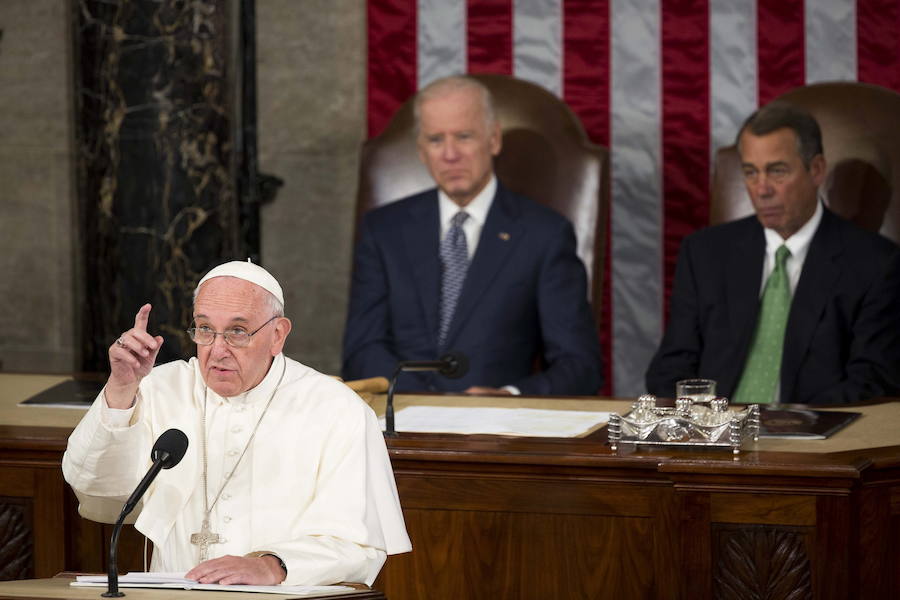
[498, 232, 510, 241]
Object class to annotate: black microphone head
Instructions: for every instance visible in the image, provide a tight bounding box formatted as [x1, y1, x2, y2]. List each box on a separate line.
[151, 429, 189, 469]
[438, 351, 469, 379]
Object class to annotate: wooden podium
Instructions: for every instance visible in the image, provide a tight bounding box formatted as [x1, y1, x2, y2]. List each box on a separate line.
[1, 374, 899, 599]
[0, 577, 384, 599]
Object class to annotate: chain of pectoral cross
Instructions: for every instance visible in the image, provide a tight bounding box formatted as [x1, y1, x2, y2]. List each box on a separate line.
[190, 360, 286, 561]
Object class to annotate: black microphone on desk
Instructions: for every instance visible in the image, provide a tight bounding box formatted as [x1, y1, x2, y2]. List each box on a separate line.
[103, 428, 188, 598]
[385, 351, 469, 437]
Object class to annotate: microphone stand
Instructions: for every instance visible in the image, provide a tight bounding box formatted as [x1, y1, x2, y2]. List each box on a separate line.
[384, 352, 468, 437]
[385, 364, 403, 438]
[103, 460, 166, 597]
[102, 514, 127, 598]
[101, 428, 187, 598]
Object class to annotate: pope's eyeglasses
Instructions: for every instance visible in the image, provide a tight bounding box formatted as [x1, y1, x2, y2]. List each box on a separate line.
[187, 316, 278, 348]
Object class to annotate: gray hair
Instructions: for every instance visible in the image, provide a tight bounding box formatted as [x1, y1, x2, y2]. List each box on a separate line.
[192, 278, 284, 319]
[413, 75, 497, 132]
[736, 101, 823, 168]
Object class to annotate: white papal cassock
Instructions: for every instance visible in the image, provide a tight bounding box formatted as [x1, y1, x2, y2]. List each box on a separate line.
[63, 353, 411, 585]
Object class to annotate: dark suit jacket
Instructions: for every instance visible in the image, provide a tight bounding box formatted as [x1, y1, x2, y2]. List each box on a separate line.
[646, 207, 900, 405]
[342, 183, 602, 395]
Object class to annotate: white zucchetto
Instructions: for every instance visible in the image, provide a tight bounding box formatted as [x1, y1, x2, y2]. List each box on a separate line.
[197, 260, 284, 306]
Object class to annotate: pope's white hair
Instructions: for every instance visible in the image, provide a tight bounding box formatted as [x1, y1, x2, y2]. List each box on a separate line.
[192, 277, 284, 318]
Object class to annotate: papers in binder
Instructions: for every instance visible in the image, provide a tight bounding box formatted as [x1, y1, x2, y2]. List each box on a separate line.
[72, 572, 356, 596]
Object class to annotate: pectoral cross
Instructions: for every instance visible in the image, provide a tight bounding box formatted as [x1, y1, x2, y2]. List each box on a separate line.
[190, 518, 222, 561]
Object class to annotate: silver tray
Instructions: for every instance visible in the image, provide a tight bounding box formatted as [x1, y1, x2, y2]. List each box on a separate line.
[608, 395, 760, 454]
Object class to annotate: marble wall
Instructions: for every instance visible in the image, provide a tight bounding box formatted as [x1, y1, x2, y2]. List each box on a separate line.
[0, 1, 77, 373]
[74, 0, 242, 370]
[0, 1, 366, 375]
[257, 0, 366, 375]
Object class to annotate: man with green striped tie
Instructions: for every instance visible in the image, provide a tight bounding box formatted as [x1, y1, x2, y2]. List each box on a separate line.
[646, 103, 900, 405]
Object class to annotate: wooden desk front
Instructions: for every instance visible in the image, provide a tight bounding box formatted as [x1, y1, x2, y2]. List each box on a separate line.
[370, 394, 900, 600]
[1, 375, 898, 599]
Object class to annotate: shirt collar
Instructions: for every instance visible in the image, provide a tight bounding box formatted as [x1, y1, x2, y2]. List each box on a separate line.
[438, 175, 496, 228]
[763, 198, 823, 259]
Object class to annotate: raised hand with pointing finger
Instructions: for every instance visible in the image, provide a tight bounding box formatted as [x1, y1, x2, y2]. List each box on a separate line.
[106, 303, 164, 409]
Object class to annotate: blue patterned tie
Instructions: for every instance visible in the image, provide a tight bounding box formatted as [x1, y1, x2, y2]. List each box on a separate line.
[438, 211, 470, 348]
[732, 245, 792, 404]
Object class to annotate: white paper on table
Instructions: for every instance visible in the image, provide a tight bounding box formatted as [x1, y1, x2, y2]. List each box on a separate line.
[379, 405, 610, 437]
[75, 572, 195, 585]
[72, 572, 355, 596]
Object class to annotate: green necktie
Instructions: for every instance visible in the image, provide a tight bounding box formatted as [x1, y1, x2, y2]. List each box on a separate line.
[732, 245, 792, 404]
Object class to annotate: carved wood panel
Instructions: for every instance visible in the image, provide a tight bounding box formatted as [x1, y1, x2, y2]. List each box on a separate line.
[712, 524, 812, 600]
[0, 498, 33, 581]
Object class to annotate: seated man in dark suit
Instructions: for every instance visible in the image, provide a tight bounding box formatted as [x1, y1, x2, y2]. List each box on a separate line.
[342, 75, 602, 395]
[646, 103, 900, 405]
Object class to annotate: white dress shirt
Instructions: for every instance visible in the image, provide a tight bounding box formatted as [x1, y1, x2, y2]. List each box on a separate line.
[759, 199, 824, 297]
[438, 175, 497, 260]
[758, 199, 824, 403]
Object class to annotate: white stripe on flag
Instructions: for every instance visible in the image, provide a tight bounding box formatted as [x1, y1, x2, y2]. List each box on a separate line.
[710, 0, 758, 156]
[610, 0, 663, 396]
[418, 0, 466, 88]
[805, 0, 857, 84]
[513, 0, 563, 96]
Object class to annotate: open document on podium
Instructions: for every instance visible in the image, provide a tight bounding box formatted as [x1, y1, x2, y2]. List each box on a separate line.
[72, 573, 359, 596]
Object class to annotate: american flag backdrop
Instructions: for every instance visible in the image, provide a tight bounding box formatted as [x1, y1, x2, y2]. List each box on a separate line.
[366, 0, 900, 396]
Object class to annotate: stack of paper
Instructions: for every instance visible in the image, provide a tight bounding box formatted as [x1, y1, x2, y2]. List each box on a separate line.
[72, 572, 356, 596]
[379, 405, 610, 437]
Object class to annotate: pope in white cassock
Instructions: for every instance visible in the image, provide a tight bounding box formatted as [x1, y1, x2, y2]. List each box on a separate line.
[63, 261, 411, 586]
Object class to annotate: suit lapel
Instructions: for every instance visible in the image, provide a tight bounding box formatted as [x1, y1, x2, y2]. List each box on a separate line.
[402, 192, 441, 347]
[725, 219, 766, 391]
[780, 209, 842, 401]
[443, 185, 523, 349]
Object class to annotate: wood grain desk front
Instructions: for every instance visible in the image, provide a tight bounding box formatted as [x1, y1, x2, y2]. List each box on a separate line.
[367, 393, 900, 600]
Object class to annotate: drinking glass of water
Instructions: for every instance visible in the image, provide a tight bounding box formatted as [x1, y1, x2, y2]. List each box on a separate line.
[676, 378, 716, 403]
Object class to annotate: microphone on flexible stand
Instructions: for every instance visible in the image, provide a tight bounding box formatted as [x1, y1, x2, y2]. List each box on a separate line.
[385, 351, 469, 437]
[103, 428, 189, 598]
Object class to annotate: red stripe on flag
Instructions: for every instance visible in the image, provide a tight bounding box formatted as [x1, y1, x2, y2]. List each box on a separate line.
[661, 0, 710, 322]
[367, 0, 418, 138]
[757, 0, 805, 104]
[563, 0, 612, 394]
[857, 0, 900, 92]
[467, 0, 513, 74]
[563, 0, 610, 145]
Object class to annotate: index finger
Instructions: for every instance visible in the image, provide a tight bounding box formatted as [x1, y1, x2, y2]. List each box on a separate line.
[133, 303, 153, 332]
